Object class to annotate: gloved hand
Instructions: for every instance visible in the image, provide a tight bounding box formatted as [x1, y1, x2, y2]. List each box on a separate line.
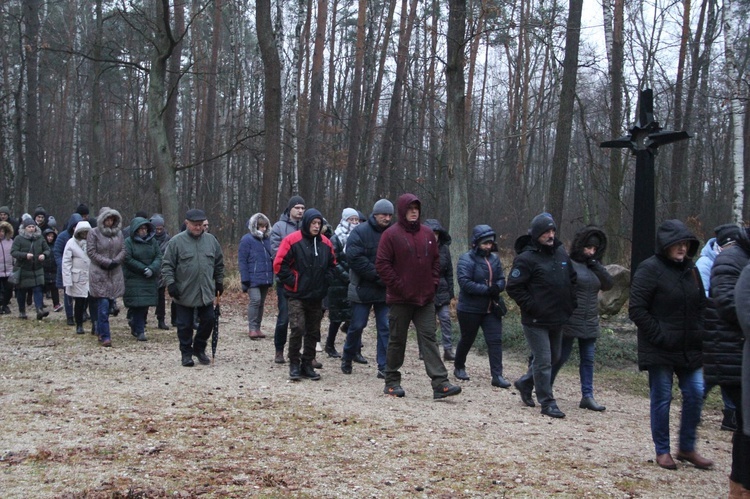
[215, 282, 224, 296]
[168, 283, 180, 299]
[488, 284, 501, 299]
[107, 261, 120, 270]
[143, 267, 153, 278]
[241, 281, 249, 293]
[586, 258, 599, 268]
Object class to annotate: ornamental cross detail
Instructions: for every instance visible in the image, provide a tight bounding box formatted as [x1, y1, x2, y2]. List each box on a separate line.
[600, 89, 691, 276]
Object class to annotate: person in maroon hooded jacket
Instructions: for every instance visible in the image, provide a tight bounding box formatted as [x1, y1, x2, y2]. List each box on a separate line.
[375, 193, 462, 399]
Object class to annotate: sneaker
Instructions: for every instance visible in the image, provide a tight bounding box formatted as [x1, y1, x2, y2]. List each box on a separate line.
[433, 384, 462, 399]
[353, 353, 368, 365]
[377, 369, 385, 379]
[195, 351, 211, 365]
[301, 363, 321, 381]
[384, 385, 405, 397]
[274, 351, 286, 364]
[182, 353, 195, 367]
[316, 342, 323, 352]
[341, 359, 352, 374]
[53, 304, 63, 312]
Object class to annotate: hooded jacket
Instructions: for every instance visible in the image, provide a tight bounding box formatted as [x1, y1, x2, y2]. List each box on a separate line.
[0, 221, 14, 278]
[629, 219, 704, 371]
[456, 225, 505, 315]
[562, 226, 614, 339]
[270, 196, 305, 256]
[238, 213, 274, 288]
[703, 227, 750, 386]
[273, 208, 336, 301]
[346, 213, 391, 304]
[53, 213, 83, 289]
[123, 217, 162, 308]
[42, 229, 58, 283]
[424, 219, 454, 306]
[375, 194, 440, 307]
[87, 207, 126, 299]
[506, 228, 577, 327]
[62, 221, 92, 298]
[10, 224, 50, 289]
[732, 265, 750, 437]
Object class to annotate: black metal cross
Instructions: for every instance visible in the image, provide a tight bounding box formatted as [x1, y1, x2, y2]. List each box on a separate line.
[601, 89, 690, 276]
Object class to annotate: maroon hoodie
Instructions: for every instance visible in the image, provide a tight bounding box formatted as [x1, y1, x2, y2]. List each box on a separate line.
[375, 193, 440, 306]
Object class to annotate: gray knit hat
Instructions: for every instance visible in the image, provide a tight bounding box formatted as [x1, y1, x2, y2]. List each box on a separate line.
[372, 199, 394, 215]
[529, 213, 556, 239]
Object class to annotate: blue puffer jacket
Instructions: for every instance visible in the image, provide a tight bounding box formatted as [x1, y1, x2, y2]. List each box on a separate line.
[239, 213, 274, 288]
[456, 225, 505, 315]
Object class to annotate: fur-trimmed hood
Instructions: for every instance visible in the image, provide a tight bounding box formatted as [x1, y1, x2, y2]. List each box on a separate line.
[247, 213, 271, 239]
[96, 207, 123, 238]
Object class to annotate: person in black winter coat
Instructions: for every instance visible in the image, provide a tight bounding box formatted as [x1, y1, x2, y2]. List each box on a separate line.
[732, 264, 750, 496]
[453, 225, 510, 388]
[629, 219, 712, 471]
[706, 224, 750, 490]
[42, 229, 62, 312]
[424, 219, 455, 361]
[507, 213, 577, 418]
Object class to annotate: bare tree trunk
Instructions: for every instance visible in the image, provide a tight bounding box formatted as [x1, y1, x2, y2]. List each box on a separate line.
[148, 0, 179, 233]
[89, 0, 104, 208]
[667, 0, 691, 219]
[377, 0, 417, 198]
[344, 0, 367, 207]
[256, 0, 282, 217]
[723, 0, 745, 222]
[302, 0, 328, 200]
[22, 0, 41, 208]
[548, 0, 583, 226]
[604, 0, 626, 263]
[445, 0, 468, 282]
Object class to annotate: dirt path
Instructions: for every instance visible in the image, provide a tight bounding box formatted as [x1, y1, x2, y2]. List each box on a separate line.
[0, 296, 733, 498]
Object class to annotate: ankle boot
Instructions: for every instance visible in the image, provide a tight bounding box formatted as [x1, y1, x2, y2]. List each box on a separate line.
[721, 408, 738, 431]
[36, 307, 49, 320]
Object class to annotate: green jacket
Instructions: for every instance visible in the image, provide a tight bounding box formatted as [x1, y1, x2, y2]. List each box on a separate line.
[123, 217, 162, 308]
[10, 227, 50, 289]
[161, 230, 224, 307]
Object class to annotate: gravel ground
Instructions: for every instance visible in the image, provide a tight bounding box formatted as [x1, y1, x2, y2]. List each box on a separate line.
[0, 293, 734, 498]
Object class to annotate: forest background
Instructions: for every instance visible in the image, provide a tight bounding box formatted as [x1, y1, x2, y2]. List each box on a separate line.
[0, 0, 748, 265]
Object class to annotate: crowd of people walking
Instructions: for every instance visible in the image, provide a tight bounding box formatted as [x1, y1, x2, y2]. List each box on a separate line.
[1, 197, 749, 496]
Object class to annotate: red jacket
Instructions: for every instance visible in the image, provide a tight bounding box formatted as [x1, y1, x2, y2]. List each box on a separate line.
[375, 193, 440, 306]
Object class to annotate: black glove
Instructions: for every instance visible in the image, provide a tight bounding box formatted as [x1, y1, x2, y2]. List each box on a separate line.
[167, 283, 180, 299]
[107, 261, 120, 270]
[488, 284, 501, 299]
[215, 282, 224, 296]
[586, 258, 599, 268]
[241, 281, 249, 293]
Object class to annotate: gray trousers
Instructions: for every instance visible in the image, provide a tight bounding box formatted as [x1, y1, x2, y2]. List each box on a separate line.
[246, 285, 269, 331]
[519, 324, 563, 408]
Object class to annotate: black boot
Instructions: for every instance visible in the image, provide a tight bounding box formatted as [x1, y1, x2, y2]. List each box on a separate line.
[443, 348, 455, 361]
[289, 362, 302, 381]
[75, 324, 84, 334]
[324, 344, 341, 358]
[36, 307, 49, 320]
[157, 319, 170, 330]
[301, 362, 321, 381]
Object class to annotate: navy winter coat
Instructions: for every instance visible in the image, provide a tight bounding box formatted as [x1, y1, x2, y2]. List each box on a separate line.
[456, 225, 504, 315]
[346, 214, 390, 304]
[239, 213, 274, 289]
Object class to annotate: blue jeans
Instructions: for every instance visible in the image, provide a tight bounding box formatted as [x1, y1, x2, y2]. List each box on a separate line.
[16, 285, 44, 311]
[94, 297, 112, 340]
[435, 304, 453, 350]
[344, 302, 390, 371]
[273, 285, 289, 351]
[551, 336, 596, 398]
[647, 365, 704, 455]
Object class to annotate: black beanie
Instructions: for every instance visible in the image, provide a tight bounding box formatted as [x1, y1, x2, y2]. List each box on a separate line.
[285, 196, 305, 214]
[529, 213, 556, 240]
[76, 203, 90, 216]
[585, 234, 602, 248]
[715, 223, 742, 247]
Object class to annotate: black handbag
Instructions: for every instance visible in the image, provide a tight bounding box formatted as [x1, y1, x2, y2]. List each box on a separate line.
[491, 296, 508, 318]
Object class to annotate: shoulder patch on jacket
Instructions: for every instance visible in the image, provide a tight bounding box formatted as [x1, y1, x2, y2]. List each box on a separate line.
[510, 268, 521, 278]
